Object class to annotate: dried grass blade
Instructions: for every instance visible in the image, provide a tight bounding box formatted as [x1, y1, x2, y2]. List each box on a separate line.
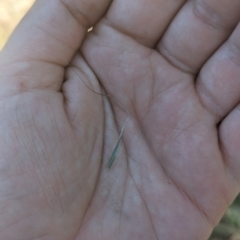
[107, 115, 129, 169]
[68, 63, 130, 170]
[107, 136, 122, 169]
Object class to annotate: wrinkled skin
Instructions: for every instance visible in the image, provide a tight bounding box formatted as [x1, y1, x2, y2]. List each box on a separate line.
[0, 0, 240, 239]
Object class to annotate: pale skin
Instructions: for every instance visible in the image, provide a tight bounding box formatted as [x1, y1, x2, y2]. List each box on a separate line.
[0, 0, 240, 239]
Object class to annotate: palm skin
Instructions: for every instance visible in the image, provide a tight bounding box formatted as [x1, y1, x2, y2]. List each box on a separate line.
[0, 0, 240, 239]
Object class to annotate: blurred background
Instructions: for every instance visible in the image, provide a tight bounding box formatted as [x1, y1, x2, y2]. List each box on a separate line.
[0, 1, 240, 239]
[0, 0, 35, 49]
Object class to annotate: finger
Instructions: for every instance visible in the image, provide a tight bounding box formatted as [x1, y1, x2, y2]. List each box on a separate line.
[196, 23, 240, 122]
[105, 0, 187, 47]
[0, 0, 111, 92]
[157, 0, 240, 74]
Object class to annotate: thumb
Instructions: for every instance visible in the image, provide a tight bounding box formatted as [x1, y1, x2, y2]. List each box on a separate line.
[0, 0, 111, 96]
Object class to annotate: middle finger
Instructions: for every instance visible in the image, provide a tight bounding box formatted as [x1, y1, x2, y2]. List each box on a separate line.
[105, 0, 187, 47]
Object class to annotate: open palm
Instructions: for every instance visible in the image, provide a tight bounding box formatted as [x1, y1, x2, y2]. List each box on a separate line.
[1, 0, 240, 239]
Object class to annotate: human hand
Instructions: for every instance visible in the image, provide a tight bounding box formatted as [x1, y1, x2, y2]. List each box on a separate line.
[0, 0, 240, 239]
